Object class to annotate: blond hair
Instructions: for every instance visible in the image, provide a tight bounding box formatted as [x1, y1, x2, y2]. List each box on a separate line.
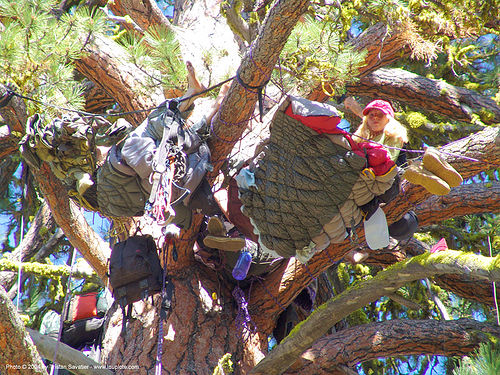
[354, 116, 408, 144]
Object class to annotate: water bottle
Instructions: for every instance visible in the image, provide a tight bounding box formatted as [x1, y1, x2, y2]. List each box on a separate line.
[232, 250, 252, 281]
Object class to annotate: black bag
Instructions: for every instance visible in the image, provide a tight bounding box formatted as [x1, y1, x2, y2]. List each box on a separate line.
[61, 317, 105, 350]
[108, 234, 163, 334]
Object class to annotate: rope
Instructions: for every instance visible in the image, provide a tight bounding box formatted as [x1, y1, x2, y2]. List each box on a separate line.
[232, 285, 257, 342]
[3, 76, 235, 119]
[15, 169, 29, 312]
[50, 247, 77, 375]
[155, 241, 169, 375]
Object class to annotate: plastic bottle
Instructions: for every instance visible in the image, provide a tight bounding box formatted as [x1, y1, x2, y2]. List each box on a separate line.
[232, 250, 252, 280]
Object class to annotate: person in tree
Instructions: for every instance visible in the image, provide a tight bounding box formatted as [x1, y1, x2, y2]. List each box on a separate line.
[343, 97, 463, 261]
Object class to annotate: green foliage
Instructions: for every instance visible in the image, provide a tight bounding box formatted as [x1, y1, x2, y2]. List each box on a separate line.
[0, 0, 110, 116]
[405, 111, 428, 129]
[278, 14, 365, 96]
[213, 353, 234, 375]
[115, 25, 186, 94]
[453, 342, 500, 375]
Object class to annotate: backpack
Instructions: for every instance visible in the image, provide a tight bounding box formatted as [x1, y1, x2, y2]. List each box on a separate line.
[39, 290, 110, 350]
[108, 234, 163, 335]
[61, 317, 106, 350]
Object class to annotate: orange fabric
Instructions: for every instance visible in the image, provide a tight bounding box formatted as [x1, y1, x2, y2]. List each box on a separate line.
[70, 292, 98, 321]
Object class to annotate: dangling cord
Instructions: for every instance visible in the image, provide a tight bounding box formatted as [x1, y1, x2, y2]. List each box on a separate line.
[151, 161, 176, 225]
[16, 166, 29, 311]
[155, 240, 169, 375]
[50, 246, 77, 375]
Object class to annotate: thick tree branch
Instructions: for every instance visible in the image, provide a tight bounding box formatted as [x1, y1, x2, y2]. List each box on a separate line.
[27, 328, 113, 375]
[415, 181, 500, 227]
[107, 0, 172, 33]
[208, 0, 311, 173]
[0, 286, 47, 374]
[0, 84, 27, 159]
[250, 250, 500, 374]
[75, 35, 164, 125]
[0, 84, 27, 133]
[0, 259, 100, 285]
[35, 164, 110, 284]
[286, 319, 500, 374]
[349, 68, 500, 124]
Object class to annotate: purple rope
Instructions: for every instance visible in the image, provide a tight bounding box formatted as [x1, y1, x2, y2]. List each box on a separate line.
[232, 285, 256, 341]
[155, 242, 168, 375]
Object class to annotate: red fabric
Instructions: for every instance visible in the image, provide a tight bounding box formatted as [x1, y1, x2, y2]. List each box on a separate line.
[430, 238, 448, 253]
[285, 103, 395, 176]
[285, 104, 342, 134]
[69, 292, 98, 322]
[362, 100, 395, 118]
[353, 142, 395, 176]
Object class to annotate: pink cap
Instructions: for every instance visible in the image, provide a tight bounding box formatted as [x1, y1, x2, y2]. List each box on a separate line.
[362, 100, 395, 118]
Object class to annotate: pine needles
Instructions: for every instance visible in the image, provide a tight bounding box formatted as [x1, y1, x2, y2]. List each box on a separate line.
[0, 0, 110, 116]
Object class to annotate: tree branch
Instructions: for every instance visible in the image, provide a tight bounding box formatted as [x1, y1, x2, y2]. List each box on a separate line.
[250, 250, 500, 374]
[0, 202, 56, 290]
[0, 259, 100, 285]
[414, 181, 500, 227]
[0, 286, 47, 374]
[35, 164, 110, 284]
[27, 328, 113, 375]
[74, 34, 164, 125]
[106, 0, 172, 33]
[348, 68, 500, 124]
[286, 319, 500, 374]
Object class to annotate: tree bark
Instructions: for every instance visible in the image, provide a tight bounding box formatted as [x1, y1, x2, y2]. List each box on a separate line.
[250, 250, 500, 374]
[415, 181, 500, 227]
[0, 286, 47, 375]
[35, 164, 110, 283]
[349, 68, 500, 124]
[75, 34, 163, 125]
[107, 0, 172, 32]
[286, 319, 500, 374]
[307, 22, 413, 102]
[100, 265, 259, 374]
[433, 273, 500, 307]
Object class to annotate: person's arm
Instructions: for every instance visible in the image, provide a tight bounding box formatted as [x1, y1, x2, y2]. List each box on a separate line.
[343, 96, 364, 118]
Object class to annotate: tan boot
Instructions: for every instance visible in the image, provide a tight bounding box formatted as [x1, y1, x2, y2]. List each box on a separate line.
[422, 147, 463, 187]
[207, 216, 226, 236]
[73, 171, 94, 196]
[403, 161, 451, 195]
[203, 235, 246, 252]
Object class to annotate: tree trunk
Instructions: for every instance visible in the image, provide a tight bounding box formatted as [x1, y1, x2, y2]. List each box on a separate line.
[0, 286, 47, 374]
[100, 265, 265, 374]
